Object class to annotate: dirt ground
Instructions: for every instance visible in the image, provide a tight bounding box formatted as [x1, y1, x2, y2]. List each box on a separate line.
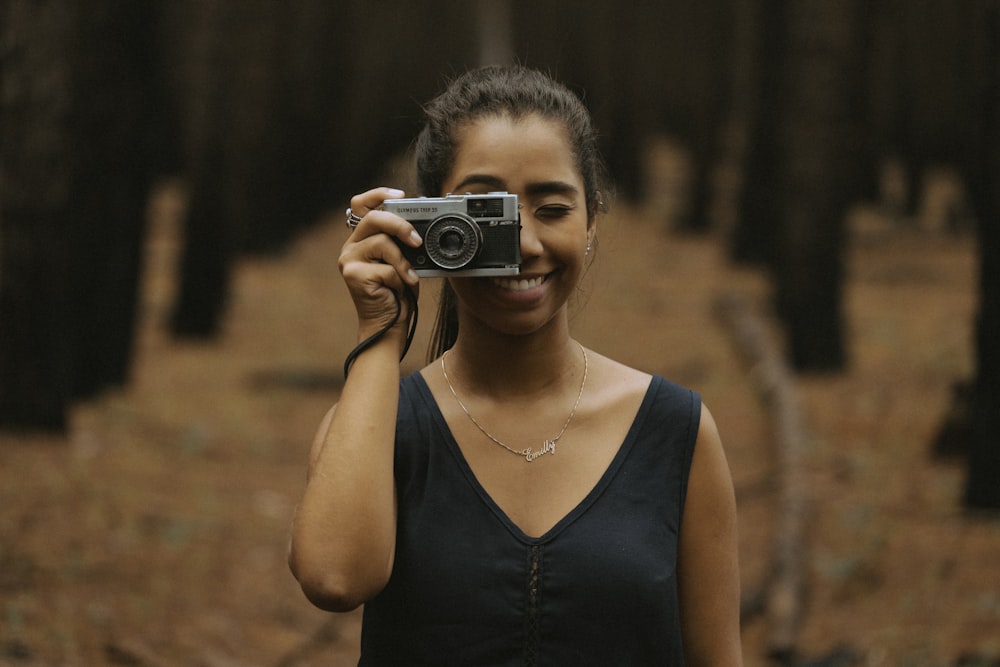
[1, 179, 998, 666]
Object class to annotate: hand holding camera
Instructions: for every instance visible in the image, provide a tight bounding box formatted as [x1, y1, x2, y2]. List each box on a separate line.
[339, 188, 424, 342]
[338, 189, 523, 374]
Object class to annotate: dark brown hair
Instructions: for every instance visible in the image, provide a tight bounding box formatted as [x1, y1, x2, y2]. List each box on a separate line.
[415, 65, 610, 361]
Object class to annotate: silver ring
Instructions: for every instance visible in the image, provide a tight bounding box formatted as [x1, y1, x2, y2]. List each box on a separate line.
[345, 207, 363, 229]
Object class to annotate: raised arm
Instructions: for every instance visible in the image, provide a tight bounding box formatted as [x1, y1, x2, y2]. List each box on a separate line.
[679, 404, 744, 665]
[288, 187, 421, 612]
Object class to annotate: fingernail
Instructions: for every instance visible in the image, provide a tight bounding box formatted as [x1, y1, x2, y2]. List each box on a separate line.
[409, 231, 423, 246]
[387, 188, 404, 196]
[407, 269, 419, 283]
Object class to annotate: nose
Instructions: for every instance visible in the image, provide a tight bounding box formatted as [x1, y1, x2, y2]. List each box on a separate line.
[518, 214, 543, 260]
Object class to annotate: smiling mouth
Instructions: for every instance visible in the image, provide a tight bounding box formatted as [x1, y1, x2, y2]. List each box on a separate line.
[491, 274, 547, 292]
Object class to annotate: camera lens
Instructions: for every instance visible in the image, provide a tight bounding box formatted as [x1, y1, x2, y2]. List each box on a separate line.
[439, 230, 463, 254]
[424, 215, 482, 270]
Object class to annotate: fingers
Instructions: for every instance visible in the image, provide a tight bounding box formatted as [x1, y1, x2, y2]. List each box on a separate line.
[341, 255, 419, 340]
[341, 254, 413, 304]
[339, 188, 423, 331]
[347, 187, 423, 250]
[341, 234, 419, 288]
[347, 187, 403, 222]
[349, 210, 424, 253]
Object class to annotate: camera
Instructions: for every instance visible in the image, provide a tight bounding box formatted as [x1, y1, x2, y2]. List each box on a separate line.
[384, 193, 521, 277]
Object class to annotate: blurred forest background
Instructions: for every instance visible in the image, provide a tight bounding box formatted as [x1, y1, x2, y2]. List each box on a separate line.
[1, 0, 999, 665]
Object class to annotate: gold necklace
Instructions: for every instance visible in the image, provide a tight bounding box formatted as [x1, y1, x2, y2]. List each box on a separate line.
[440, 343, 588, 462]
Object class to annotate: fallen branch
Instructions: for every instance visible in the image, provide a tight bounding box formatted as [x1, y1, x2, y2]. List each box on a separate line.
[716, 291, 811, 663]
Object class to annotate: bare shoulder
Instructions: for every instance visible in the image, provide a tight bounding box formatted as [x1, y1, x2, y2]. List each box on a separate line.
[579, 348, 653, 409]
[690, 402, 731, 495]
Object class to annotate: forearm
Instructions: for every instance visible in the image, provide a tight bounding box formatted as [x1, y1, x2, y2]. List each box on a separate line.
[289, 336, 403, 611]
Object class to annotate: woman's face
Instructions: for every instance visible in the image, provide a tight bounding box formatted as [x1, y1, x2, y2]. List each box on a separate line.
[441, 114, 593, 339]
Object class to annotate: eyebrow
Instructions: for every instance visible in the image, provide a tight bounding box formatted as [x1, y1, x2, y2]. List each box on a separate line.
[451, 174, 506, 193]
[525, 181, 580, 198]
[451, 174, 580, 198]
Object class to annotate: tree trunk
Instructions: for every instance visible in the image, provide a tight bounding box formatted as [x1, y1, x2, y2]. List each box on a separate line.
[964, 0, 1000, 510]
[730, 0, 785, 267]
[0, 1, 76, 430]
[0, 0, 157, 430]
[69, 4, 162, 396]
[773, 0, 866, 372]
[663, 0, 732, 233]
[168, 0, 276, 336]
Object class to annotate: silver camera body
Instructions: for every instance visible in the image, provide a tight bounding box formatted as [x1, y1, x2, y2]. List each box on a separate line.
[385, 193, 521, 277]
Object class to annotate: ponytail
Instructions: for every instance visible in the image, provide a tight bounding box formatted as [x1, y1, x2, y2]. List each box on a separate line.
[427, 282, 459, 363]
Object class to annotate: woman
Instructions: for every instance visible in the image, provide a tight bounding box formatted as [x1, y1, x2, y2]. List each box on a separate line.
[289, 65, 743, 665]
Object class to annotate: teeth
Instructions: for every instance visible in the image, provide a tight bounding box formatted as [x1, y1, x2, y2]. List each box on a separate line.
[492, 275, 545, 291]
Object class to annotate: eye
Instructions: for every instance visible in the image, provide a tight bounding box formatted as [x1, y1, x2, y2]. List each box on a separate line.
[535, 204, 575, 220]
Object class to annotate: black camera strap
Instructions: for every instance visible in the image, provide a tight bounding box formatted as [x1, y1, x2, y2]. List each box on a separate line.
[343, 285, 419, 379]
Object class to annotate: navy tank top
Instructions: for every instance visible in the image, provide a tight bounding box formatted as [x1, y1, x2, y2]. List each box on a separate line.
[359, 373, 700, 666]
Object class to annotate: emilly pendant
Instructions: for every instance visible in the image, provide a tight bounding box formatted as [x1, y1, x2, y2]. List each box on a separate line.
[524, 439, 557, 462]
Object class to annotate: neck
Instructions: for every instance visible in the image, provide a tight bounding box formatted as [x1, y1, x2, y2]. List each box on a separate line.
[445, 321, 582, 400]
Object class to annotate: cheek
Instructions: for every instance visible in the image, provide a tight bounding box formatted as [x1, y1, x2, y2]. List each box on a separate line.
[564, 225, 592, 258]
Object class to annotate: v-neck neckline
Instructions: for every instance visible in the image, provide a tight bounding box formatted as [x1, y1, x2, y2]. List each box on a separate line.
[410, 372, 659, 543]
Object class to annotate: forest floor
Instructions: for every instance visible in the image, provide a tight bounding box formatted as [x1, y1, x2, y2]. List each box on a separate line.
[1, 176, 999, 666]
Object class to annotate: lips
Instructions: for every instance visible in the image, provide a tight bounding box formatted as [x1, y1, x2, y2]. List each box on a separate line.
[490, 274, 547, 292]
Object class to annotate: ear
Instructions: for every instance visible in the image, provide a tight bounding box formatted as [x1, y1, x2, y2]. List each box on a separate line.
[594, 189, 607, 214]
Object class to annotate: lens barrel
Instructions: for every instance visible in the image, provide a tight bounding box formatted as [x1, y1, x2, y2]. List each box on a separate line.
[424, 215, 482, 269]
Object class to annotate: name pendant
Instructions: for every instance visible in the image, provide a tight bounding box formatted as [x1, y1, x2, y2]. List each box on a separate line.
[523, 439, 556, 462]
